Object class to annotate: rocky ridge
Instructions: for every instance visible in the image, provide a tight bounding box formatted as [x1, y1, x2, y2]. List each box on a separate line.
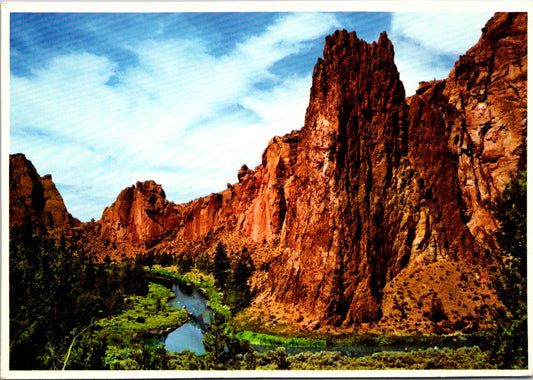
[9, 13, 526, 334]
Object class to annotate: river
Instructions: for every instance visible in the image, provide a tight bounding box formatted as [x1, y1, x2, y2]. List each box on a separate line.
[163, 282, 212, 355]
[151, 281, 434, 357]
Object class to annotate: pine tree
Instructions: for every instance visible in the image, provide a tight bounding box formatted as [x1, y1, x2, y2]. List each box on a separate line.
[213, 243, 230, 291]
[491, 170, 527, 369]
[226, 248, 255, 312]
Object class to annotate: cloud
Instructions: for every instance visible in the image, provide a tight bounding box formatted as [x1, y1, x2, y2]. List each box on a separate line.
[10, 12, 339, 221]
[390, 12, 493, 95]
[11, 11, 495, 221]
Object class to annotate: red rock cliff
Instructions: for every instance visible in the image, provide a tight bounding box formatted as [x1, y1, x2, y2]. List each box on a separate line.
[262, 30, 412, 325]
[444, 12, 527, 250]
[9, 153, 79, 232]
[99, 180, 182, 251]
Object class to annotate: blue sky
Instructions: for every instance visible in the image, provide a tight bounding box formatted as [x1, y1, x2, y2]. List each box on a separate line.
[9, 10, 494, 222]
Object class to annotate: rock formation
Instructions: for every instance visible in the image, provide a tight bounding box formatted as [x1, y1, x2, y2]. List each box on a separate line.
[9, 12, 526, 333]
[9, 153, 80, 232]
[444, 12, 527, 251]
[99, 180, 182, 250]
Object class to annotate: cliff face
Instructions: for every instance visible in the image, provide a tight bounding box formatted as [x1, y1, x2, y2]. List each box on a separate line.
[254, 13, 526, 329]
[10, 13, 526, 333]
[444, 12, 527, 250]
[94, 13, 526, 332]
[263, 31, 412, 325]
[94, 129, 301, 259]
[9, 154, 79, 232]
[98, 181, 182, 250]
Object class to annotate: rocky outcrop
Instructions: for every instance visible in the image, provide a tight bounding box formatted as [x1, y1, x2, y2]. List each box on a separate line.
[261, 30, 412, 325]
[9, 153, 79, 232]
[99, 180, 182, 250]
[254, 17, 520, 328]
[96, 129, 301, 254]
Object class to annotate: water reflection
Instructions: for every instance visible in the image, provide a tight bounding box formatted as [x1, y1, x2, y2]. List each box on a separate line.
[165, 323, 206, 355]
[164, 282, 212, 354]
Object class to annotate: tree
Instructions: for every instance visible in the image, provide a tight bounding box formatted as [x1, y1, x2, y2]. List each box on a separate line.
[490, 170, 527, 369]
[9, 224, 150, 370]
[203, 310, 247, 369]
[213, 243, 231, 291]
[497, 170, 527, 281]
[226, 248, 255, 312]
[195, 252, 213, 273]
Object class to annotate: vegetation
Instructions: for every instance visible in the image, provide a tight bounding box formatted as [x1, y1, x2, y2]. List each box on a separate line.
[135, 250, 191, 271]
[202, 310, 249, 369]
[213, 242, 231, 290]
[94, 344, 493, 370]
[78, 283, 188, 369]
[489, 169, 527, 369]
[237, 330, 327, 348]
[94, 283, 188, 345]
[10, 186, 526, 372]
[62, 282, 188, 369]
[224, 246, 255, 313]
[145, 262, 502, 371]
[285, 346, 494, 370]
[146, 243, 255, 315]
[145, 265, 230, 319]
[233, 309, 490, 349]
[9, 225, 148, 369]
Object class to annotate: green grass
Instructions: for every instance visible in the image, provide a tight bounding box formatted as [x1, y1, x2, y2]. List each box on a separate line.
[94, 282, 189, 347]
[233, 309, 490, 351]
[237, 330, 327, 348]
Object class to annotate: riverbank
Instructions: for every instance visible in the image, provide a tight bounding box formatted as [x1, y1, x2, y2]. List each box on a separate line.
[136, 265, 497, 370]
[93, 283, 189, 349]
[145, 265, 230, 319]
[232, 308, 491, 351]
[144, 266, 494, 352]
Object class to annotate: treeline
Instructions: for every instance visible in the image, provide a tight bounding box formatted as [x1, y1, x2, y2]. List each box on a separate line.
[211, 243, 255, 313]
[9, 226, 256, 370]
[9, 225, 149, 369]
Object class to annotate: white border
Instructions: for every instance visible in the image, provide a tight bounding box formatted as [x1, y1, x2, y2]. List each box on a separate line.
[1, 2, 10, 379]
[2, 368, 532, 379]
[1, 1, 532, 379]
[1, 1, 533, 13]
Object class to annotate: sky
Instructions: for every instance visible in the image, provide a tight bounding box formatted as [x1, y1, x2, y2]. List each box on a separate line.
[9, 9, 495, 222]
